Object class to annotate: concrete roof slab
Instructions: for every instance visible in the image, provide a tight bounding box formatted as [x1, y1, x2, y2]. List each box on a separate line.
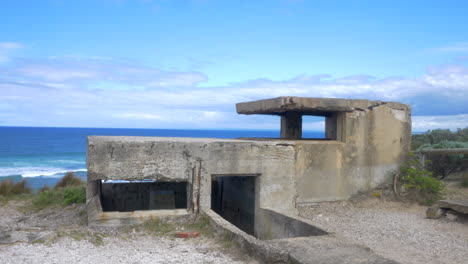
[236, 96, 409, 115]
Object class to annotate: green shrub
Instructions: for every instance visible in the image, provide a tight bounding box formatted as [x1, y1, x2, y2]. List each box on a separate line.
[412, 127, 468, 150]
[32, 185, 86, 210]
[64, 186, 86, 205]
[32, 189, 64, 210]
[419, 140, 468, 179]
[54, 172, 83, 189]
[399, 154, 446, 205]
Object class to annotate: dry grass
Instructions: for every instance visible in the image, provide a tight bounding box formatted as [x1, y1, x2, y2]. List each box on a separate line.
[0, 179, 31, 196]
[38, 185, 51, 192]
[54, 172, 83, 189]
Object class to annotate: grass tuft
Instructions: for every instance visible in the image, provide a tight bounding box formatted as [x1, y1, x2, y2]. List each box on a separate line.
[461, 174, 468, 188]
[54, 172, 83, 189]
[141, 217, 175, 235]
[185, 214, 214, 237]
[0, 179, 31, 196]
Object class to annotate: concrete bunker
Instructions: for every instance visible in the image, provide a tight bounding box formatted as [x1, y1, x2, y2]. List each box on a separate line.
[86, 96, 411, 244]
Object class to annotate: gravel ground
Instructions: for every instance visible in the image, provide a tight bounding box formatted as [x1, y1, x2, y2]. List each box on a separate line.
[0, 235, 253, 264]
[298, 196, 468, 264]
[0, 200, 257, 264]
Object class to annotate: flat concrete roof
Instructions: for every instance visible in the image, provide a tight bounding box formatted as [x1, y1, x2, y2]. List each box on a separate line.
[236, 96, 409, 115]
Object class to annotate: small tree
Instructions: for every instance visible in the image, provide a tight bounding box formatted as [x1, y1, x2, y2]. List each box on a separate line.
[398, 153, 446, 205]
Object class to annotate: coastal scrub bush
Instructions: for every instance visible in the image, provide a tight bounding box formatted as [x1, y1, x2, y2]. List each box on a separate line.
[64, 186, 86, 205]
[54, 172, 83, 189]
[398, 154, 446, 205]
[32, 188, 64, 210]
[31, 174, 86, 210]
[419, 140, 468, 179]
[412, 127, 468, 150]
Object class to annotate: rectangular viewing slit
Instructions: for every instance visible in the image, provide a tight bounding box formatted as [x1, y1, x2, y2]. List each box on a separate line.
[100, 180, 187, 212]
[302, 115, 327, 139]
[211, 175, 256, 236]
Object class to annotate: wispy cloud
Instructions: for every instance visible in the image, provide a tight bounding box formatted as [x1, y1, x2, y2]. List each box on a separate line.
[0, 50, 467, 130]
[0, 42, 22, 63]
[436, 42, 468, 52]
[412, 114, 468, 131]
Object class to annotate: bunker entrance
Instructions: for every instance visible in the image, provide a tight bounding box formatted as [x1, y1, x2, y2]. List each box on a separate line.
[100, 181, 187, 212]
[211, 176, 256, 236]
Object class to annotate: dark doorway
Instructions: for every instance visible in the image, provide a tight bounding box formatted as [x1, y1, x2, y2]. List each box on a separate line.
[100, 181, 187, 212]
[211, 176, 256, 236]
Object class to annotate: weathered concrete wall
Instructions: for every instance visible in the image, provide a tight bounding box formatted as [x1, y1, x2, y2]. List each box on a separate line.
[87, 136, 298, 229]
[256, 208, 327, 240]
[295, 103, 411, 203]
[295, 142, 345, 202]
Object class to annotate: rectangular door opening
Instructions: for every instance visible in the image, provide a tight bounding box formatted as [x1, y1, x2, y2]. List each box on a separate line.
[211, 176, 256, 236]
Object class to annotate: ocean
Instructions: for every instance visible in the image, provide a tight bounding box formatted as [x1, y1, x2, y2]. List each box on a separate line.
[0, 126, 324, 191]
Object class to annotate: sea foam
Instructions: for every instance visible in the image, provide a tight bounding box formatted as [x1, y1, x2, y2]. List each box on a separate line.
[0, 167, 87, 177]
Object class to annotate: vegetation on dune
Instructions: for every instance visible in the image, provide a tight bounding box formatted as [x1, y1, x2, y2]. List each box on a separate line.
[411, 127, 468, 181]
[0, 172, 87, 210]
[54, 172, 84, 189]
[0, 179, 31, 196]
[32, 172, 86, 211]
[418, 141, 468, 179]
[412, 127, 468, 150]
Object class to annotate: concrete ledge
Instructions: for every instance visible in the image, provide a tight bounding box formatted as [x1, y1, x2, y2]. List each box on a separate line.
[87, 195, 190, 227]
[236, 96, 409, 115]
[439, 200, 468, 214]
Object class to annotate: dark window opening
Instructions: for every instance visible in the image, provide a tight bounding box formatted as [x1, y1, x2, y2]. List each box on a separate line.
[211, 176, 256, 236]
[100, 181, 187, 212]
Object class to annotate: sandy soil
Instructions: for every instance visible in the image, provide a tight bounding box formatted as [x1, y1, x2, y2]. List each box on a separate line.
[298, 189, 468, 264]
[0, 200, 257, 264]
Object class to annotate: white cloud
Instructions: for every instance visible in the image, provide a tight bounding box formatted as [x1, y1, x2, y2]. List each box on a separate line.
[412, 114, 468, 131]
[0, 54, 467, 130]
[0, 42, 22, 63]
[436, 42, 468, 52]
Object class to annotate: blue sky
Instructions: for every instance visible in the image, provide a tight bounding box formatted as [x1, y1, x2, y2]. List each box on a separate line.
[1, 0, 467, 131]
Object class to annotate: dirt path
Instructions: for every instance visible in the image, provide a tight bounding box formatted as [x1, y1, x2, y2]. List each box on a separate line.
[298, 196, 468, 264]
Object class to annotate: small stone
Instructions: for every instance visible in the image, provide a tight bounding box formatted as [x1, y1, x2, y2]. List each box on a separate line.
[426, 206, 446, 219]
